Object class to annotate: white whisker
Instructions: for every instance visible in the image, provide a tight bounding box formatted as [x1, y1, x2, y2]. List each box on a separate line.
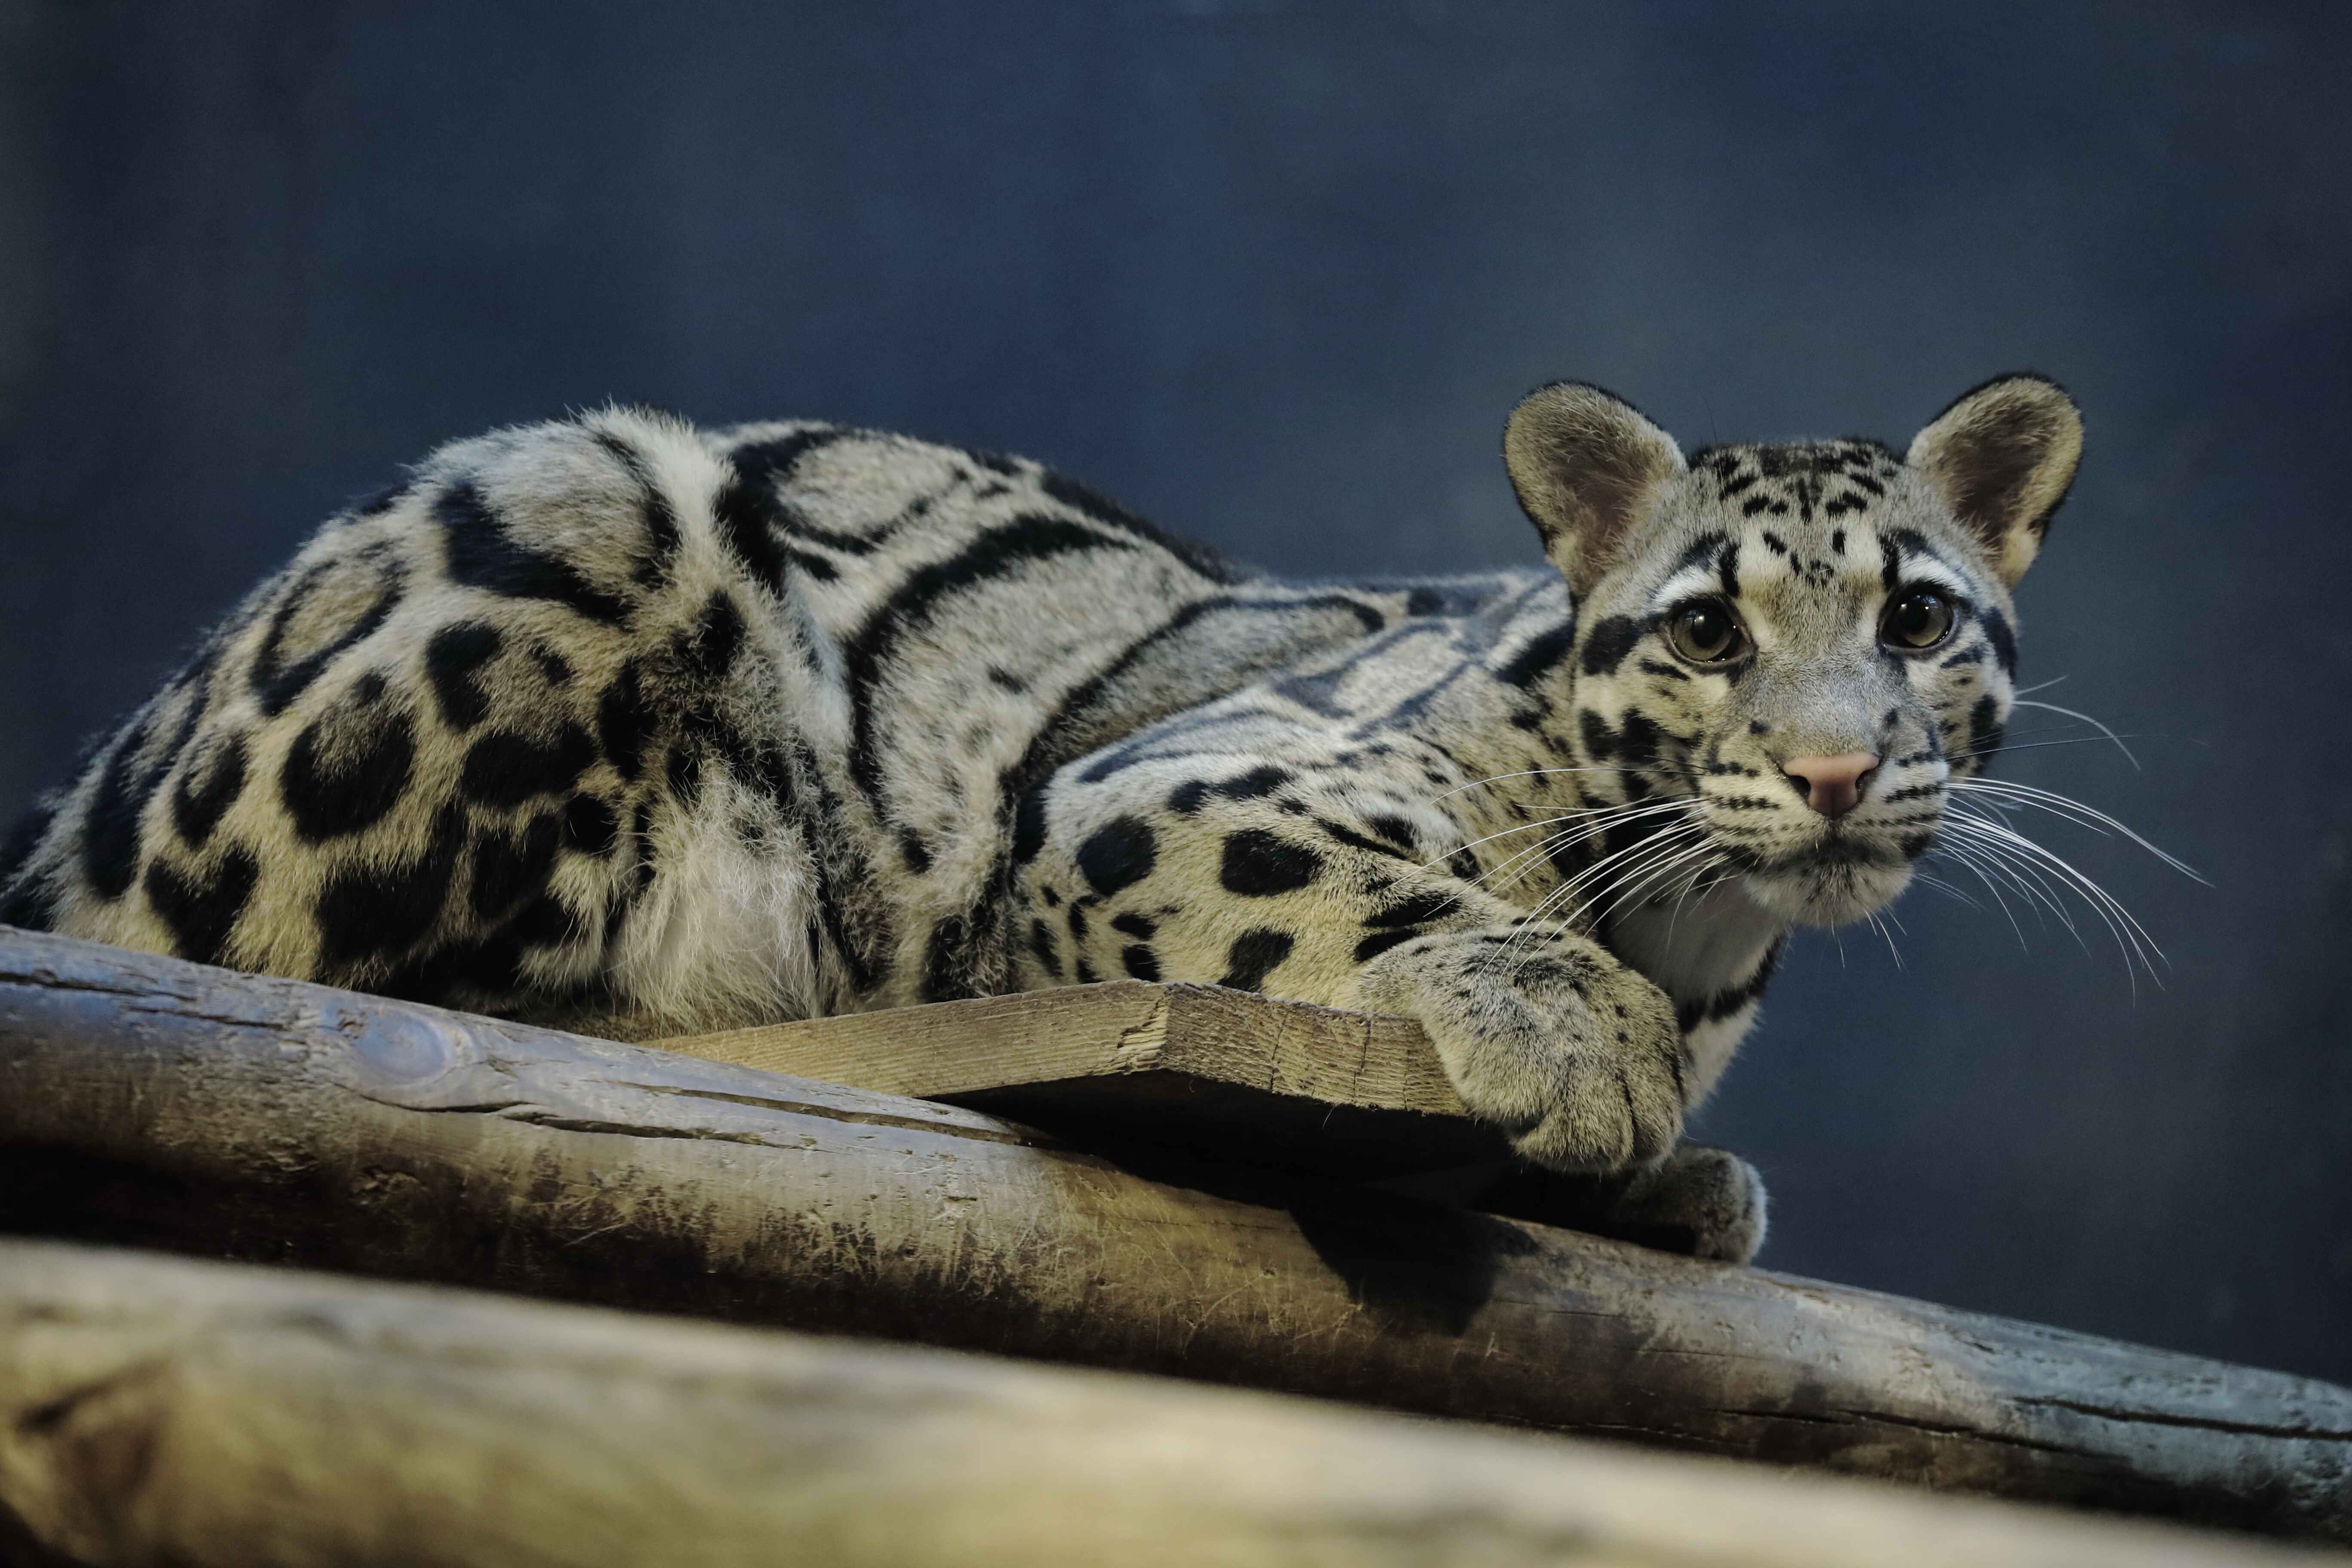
[2005, 698, 2140, 770]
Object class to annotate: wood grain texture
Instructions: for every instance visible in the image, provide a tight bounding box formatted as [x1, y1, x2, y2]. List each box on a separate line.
[645, 980, 1494, 1176]
[3, 1240, 2341, 1568]
[3, 926, 2350, 1543]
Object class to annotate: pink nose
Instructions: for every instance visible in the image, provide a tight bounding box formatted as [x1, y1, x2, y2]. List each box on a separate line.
[1782, 751, 1880, 818]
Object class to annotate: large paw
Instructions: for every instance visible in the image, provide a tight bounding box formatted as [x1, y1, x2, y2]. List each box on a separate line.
[1358, 928, 1688, 1174]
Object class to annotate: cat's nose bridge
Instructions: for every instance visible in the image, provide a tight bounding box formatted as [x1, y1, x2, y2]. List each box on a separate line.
[1780, 751, 1880, 818]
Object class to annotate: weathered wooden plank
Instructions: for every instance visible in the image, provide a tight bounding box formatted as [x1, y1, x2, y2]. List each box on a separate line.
[3, 925, 2350, 1543]
[3, 1240, 2338, 1568]
[643, 980, 1498, 1177]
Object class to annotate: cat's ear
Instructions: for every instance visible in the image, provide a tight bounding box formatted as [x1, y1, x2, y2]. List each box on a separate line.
[1906, 374, 2082, 587]
[1503, 382, 1686, 595]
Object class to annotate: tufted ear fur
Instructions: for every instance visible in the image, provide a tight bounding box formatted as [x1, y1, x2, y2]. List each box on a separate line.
[1503, 382, 1686, 596]
[1905, 374, 2083, 587]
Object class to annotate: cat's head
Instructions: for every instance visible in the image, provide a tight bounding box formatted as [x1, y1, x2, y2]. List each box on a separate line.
[1503, 374, 2081, 927]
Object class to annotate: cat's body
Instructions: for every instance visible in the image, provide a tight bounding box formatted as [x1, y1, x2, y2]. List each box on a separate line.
[0, 376, 2085, 1262]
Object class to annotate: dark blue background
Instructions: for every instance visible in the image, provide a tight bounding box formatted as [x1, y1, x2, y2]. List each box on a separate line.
[5, 1, 2348, 1379]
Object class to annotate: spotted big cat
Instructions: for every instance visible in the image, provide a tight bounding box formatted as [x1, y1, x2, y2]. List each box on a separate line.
[0, 375, 2083, 1262]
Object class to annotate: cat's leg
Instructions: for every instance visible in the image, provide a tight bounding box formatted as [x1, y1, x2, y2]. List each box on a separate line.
[1010, 752, 1694, 1174]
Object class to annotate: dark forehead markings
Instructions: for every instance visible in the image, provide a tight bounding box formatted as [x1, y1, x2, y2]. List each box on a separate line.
[1716, 540, 1743, 600]
[1878, 525, 1959, 594]
[1670, 532, 1731, 576]
[1831, 529, 1847, 554]
[1759, 531, 1790, 556]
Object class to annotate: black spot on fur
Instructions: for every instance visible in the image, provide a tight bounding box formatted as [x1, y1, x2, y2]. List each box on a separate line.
[897, 830, 933, 874]
[1167, 779, 1210, 815]
[1220, 830, 1321, 896]
[1369, 889, 1457, 928]
[677, 591, 746, 682]
[1111, 912, 1157, 939]
[1353, 928, 1422, 963]
[1121, 944, 1162, 981]
[591, 430, 683, 587]
[251, 551, 406, 718]
[1078, 816, 1157, 897]
[1978, 606, 2018, 675]
[1498, 618, 1579, 689]
[597, 663, 655, 782]
[425, 622, 503, 732]
[1579, 710, 1618, 761]
[1218, 928, 1294, 991]
[508, 891, 579, 951]
[316, 805, 466, 967]
[143, 847, 258, 968]
[1580, 616, 1644, 677]
[1029, 918, 1063, 979]
[170, 733, 247, 849]
[1617, 713, 1663, 769]
[533, 647, 573, 686]
[470, 813, 563, 920]
[1967, 694, 2006, 760]
[1011, 788, 1050, 866]
[1218, 765, 1292, 800]
[563, 793, 618, 858]
[282, 701, 416, 844]
[783, 547, 838, 582]
[1074, 958, 1100, 984]
[922, 915, 975, 1003]
[460, 725, 597, 810]
[438, 481, 628, 623]
[1364, 815, 1419, 851]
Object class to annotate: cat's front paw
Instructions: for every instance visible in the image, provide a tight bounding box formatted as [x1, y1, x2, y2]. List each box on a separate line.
[1359, 928, 1688, 1174]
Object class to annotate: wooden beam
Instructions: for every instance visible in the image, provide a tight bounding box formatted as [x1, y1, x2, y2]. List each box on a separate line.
[2, 926, 2349, 1543]
[0, 1240, 2334, 1568]
[644, 979, 1501, 1177]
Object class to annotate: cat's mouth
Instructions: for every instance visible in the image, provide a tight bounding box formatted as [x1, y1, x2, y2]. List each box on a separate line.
[1716, 822, 1919, 928]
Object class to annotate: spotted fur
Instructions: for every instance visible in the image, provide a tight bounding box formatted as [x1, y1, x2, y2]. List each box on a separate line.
[0, 377, 2083, 1261]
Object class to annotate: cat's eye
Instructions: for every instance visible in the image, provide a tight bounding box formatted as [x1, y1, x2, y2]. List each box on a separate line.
[1881, 588, 1957, 650]
[1666, 599, 1749, 665]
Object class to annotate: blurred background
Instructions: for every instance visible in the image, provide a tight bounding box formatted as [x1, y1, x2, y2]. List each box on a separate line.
[3, 1, 2347, 1380]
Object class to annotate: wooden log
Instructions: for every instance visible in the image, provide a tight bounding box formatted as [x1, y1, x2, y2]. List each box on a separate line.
[0, 1240, 2337, 1568]
[2, 926, 2349, 1543]
[644, 979, 1499, 1177]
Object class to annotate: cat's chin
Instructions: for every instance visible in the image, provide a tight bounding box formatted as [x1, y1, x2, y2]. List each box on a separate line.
[1741, 858, 1912, 929]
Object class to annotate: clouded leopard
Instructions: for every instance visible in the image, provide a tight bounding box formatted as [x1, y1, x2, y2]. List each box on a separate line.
[0, 375, 2083, 1262]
